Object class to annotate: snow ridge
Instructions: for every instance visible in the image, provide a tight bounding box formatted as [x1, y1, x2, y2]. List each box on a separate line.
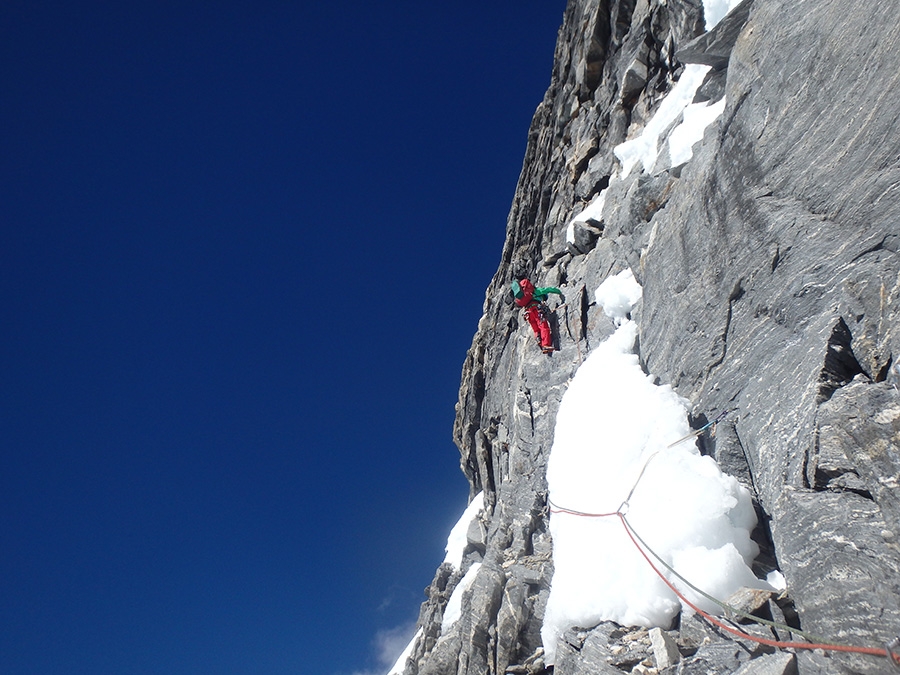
[444, 491, 485, 569]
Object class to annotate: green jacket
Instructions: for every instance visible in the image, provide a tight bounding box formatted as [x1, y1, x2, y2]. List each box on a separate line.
[532, 286, 562, 302]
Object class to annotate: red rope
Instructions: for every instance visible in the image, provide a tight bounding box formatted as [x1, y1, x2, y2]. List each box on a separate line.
[547, 500, 900, 666]
[615, 512, 898, 663]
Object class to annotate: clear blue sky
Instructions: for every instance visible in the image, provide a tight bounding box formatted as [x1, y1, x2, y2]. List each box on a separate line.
[0, 2, 565, 673]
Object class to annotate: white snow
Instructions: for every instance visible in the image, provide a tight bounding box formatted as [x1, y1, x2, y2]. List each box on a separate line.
[668, 96, 727, 166]
[566, 190, 608, 244]
[385, 628, 423, 675]
[767, 570, 787, 592]
[541, 270, 764, 664]
[595, 268, 642, 325]
[703, 0, 744, 31]
[443, 491, 484, 569]
[613, 64, 712, 177]
[441, 562, 482, 633]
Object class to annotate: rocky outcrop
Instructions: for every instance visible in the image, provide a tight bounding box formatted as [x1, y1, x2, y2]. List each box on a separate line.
[398, 1, 900, 673]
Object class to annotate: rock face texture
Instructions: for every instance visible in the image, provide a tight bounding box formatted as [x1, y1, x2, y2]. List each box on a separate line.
[398, 1, 900, 673]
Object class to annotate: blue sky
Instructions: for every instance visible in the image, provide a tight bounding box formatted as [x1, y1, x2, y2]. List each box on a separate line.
[0, 2, 565, 673]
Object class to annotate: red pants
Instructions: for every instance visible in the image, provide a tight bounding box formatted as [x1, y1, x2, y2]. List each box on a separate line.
[525, 304, 553, 348]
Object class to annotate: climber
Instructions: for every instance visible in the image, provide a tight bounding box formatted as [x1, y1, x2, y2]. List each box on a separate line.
[511, 278, 562, 354]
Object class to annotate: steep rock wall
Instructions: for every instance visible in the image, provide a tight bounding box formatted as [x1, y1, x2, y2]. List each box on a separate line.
[399, 1, 900, 673]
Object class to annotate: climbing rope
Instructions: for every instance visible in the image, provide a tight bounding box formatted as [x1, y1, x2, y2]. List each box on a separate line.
[545, 410, 900, 668]
[618, 514, 833, 644]
[614, 410, 731, 514]
[665, 409, 731, 450]
[548, 497, 900, 666]
[616, 511, 900, 666]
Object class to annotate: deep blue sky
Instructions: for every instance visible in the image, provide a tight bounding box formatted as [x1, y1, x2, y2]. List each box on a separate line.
[0, 2, 565, 673]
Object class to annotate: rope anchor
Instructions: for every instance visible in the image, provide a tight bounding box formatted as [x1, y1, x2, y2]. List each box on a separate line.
[666, 408, 732, 449]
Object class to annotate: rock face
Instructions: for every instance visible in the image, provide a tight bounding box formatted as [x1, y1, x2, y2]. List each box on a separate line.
[399, 1, 900, 674]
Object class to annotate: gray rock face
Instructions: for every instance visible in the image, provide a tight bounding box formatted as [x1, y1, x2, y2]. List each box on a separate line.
[397, 1, 900, 674]
[734, 651, 797, 675]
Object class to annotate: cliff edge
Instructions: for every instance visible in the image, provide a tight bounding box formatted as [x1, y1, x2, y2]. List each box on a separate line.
[398, 1, 900, 673]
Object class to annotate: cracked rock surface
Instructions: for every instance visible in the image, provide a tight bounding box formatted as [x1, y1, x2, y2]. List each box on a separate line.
[397, 1, 900, 674]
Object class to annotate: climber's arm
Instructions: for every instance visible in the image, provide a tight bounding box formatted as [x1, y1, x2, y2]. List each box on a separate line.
[533, 286, 563, 301]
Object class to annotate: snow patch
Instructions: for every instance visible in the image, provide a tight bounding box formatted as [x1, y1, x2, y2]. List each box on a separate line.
[566, 190, 608, 244]
[541, 270, 762, 665]
[441, 562, 482, 633]
[703, 0, 744, 31]
[444, 491, 484, 569]
[613, 64, 712, 177]
[767, 570, 787, 592]
[595, 268, 642, 324]
[668, 96, 726, 166]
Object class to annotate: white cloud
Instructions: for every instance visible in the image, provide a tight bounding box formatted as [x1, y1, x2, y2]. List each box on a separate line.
[375, 621, 418, 671]
[341, 620, 419, 675]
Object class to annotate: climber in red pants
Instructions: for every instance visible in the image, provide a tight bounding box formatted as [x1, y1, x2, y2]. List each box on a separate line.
[512, 278, 563, 354]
